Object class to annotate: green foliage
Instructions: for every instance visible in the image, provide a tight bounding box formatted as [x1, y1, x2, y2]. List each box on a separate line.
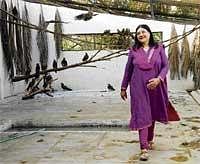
[62, 31, 162, 51]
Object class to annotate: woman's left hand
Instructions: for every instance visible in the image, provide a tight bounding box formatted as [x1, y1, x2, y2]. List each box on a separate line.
[147, 78, 161, 90]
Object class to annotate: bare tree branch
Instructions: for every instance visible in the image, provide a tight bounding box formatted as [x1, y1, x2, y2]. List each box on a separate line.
[12, 49, 127, 82]
[22, 89, 51, 100]
[89, 49, 104, 61]
[164, 24, 200, 47]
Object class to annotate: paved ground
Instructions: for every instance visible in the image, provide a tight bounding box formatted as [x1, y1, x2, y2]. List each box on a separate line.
[0, 90, 200, 164]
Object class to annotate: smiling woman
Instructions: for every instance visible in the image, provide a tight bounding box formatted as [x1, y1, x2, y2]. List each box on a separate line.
[120, 24, 171, 161]
[136, 27, 151, 48]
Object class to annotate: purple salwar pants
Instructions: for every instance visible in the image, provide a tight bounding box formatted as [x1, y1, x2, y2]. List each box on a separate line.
[139, 122, 155, 149]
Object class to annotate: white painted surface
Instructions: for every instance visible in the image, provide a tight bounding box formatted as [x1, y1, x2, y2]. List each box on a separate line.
[0, 0, 195, 99]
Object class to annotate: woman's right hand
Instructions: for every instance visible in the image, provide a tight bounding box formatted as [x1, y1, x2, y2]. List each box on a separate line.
[120, 90, 127, 101]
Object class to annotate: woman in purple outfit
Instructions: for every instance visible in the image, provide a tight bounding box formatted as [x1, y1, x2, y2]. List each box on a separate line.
[121, 24, 169, 161]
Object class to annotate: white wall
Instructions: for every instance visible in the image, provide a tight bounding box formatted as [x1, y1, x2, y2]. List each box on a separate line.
[0, 0, 195, 99]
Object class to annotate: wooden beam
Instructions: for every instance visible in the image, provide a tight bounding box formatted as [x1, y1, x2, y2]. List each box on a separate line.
[23, 0, 200, 9]
[22, 0, 200, 25]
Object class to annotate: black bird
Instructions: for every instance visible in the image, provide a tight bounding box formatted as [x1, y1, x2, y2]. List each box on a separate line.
[61, 57, 68, 67]
[12, 7, 18, 15]
[26, 78, 35, 91]
[46, 74, 53, 82]
[35, 63, 40, 79]
[107, 84, 115, 91]
[82, 52, 89, 61]
[43, 74, 53, 89]
[75, 11, 97, 21]
[61, 83, 72, 91]
[53, 60, 57, 73]
[12, 7, 18, 20]
[43, 78, 48, 89]
[103, 29, 111, 35]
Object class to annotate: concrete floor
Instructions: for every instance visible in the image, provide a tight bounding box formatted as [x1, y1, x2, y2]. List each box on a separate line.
[0, 90, 200, 164]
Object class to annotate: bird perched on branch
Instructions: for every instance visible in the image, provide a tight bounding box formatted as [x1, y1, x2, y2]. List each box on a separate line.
[53, 60, 57, 73]
[12, 6, 18, 20]
[82, 52, 89, 61]
[75, 11, 98, 21]
[61, 57, 68, 67]
[103, 29, 111, 35]
[107, 84, 115, 91]
[46, 74, 53, 82]
[35, 63, 40, 79]
[43, 74, 53, 89]
[61, 83, 72, 91]
[26, 78, 35, 92]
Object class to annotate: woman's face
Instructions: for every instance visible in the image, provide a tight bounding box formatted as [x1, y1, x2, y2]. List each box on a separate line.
[136, 27, 150, 45]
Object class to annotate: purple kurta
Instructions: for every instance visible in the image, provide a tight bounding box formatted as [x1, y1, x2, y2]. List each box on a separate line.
[121, 44, 169, 130]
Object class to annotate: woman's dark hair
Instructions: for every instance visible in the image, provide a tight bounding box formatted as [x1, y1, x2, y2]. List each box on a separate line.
[133, 24, 158, 49]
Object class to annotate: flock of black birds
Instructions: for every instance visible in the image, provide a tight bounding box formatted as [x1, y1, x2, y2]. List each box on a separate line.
[26, 52, 115, 96]
[25, 57, 71, 94]
[28, 52, 90, 93]
[51, 53, 89, 73]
